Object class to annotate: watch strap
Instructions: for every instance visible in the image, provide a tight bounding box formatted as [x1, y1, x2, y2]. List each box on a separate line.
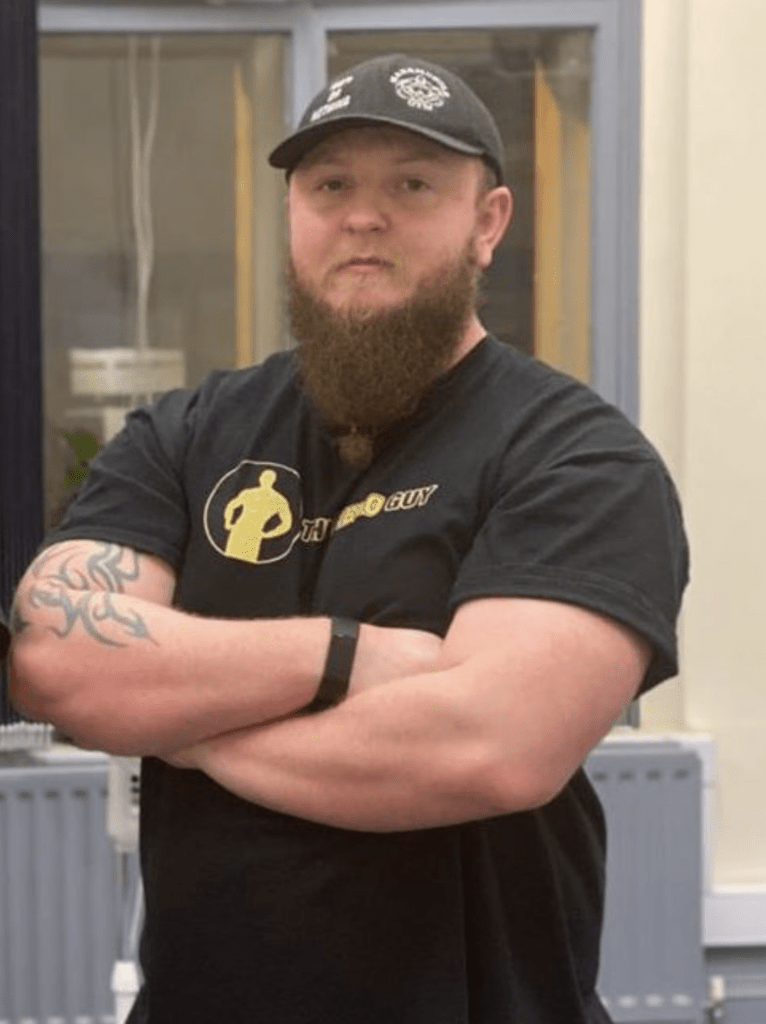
[300, 617, 359, 714]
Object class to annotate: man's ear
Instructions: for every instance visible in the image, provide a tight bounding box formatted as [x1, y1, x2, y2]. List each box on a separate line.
[474, 186, 513, 270]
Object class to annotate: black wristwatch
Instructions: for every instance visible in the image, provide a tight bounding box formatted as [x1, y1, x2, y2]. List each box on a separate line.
[299, 617, 359, 714]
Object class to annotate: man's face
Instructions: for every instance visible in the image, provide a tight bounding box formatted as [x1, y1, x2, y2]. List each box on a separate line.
[286, 126, 512, 466]
[287, 126, 499, 317]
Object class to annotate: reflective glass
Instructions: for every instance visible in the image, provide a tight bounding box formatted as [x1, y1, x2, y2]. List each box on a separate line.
[39, 34, 288, 526]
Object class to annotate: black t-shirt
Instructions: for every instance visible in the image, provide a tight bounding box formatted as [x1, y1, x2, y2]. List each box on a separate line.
[49, 336, 688, 1024]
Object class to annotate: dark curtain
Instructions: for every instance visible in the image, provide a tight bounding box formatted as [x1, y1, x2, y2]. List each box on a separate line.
[0, 0, 44, 720]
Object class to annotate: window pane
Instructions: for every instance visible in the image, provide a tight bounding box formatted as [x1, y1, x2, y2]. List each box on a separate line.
[328, 30, 592, 380]
[39, 34, 288, 527]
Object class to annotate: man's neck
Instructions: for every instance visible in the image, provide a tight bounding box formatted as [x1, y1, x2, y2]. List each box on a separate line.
[449, 314, 487, 368]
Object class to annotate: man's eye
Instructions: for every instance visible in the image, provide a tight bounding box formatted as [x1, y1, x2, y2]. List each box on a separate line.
[402, 178, 429, 192]
[320, 178, 348, 193]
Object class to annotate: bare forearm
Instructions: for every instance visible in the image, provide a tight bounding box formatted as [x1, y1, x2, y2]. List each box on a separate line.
[178, 674, 503, 832]
[167, 598, 651, 831]
[12, 567, 328, 755]
[10, 541, 444, 757]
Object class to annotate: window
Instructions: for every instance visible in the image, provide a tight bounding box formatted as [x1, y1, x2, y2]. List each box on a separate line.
[39, 34, 288, 527]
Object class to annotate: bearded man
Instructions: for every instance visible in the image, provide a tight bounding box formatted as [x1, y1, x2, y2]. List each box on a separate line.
[10, 54, 687, 1024]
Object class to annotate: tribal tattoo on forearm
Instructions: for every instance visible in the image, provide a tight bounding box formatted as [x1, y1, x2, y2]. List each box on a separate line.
[30, 542, 141, 593]
[17, 543, 157, 648]
[25, 587, 156, 647]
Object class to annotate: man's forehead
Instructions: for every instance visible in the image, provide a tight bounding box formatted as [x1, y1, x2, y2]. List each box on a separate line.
[298, 125, 465, 168]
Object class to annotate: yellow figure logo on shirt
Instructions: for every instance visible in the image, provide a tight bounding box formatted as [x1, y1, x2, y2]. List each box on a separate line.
[204, 459, 438, 565]
[204, 460, 302, 564]
[223, 469, 293, 564]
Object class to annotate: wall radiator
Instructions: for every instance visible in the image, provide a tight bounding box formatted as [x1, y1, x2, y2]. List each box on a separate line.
[587, 739, 707, 1024]
[0, 754, 135, 1024]
[0, 741, 706, 1024]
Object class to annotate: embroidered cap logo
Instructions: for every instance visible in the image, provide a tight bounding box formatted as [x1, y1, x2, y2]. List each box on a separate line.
[390, 67, 450, 112]
[309, 75, 354, 124]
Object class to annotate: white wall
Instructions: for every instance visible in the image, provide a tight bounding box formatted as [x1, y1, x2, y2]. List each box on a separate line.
[640, 0, 766, 886]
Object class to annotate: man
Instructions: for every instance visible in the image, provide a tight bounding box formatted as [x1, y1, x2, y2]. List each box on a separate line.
[10, 54, 688, 1024]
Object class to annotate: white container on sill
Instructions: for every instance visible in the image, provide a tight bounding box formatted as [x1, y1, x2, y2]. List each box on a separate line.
[69, 347, 185, 399]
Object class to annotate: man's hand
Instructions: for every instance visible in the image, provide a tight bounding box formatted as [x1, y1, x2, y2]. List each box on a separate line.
[163, 745, 202, 770]
[348, 623, 444, 695]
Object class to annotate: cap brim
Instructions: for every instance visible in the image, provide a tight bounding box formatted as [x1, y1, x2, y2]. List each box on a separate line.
[269, 115, 486, 173]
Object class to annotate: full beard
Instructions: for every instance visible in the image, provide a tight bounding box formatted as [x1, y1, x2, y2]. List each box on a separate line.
[289, 244, 481, 468]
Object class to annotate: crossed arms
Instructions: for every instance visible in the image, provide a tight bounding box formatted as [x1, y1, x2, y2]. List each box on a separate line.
[10, 539, 650, 832]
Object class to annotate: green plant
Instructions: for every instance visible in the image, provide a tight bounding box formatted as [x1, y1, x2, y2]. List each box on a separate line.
[62, 429, 102, 492]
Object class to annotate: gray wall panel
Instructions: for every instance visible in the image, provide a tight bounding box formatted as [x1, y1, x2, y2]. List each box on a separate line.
[0, 757, 137, 1024]
[587, 742, 706, 1024]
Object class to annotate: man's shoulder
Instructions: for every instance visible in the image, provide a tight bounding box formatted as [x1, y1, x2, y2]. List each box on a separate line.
[481, 336, 607, 405]
[470, 337, 647, 449]
[136, 349, 300, 438]
[194, 348, 299, 408]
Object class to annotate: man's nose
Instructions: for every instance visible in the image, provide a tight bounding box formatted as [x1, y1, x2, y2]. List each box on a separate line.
[341, 189, 389, 232]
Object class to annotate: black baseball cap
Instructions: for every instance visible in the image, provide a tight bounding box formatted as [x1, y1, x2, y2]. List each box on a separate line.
[269, 53, 505, 184]
[0, 607, 10, 663]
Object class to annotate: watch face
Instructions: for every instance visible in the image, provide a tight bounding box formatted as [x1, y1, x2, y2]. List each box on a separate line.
[319, 618, 357, 693]
[334, 617, 359, 641]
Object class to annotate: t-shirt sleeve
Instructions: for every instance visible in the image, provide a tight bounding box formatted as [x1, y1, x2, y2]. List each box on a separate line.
[45, 388, 198, 570]
[449, 436, 689, 694]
